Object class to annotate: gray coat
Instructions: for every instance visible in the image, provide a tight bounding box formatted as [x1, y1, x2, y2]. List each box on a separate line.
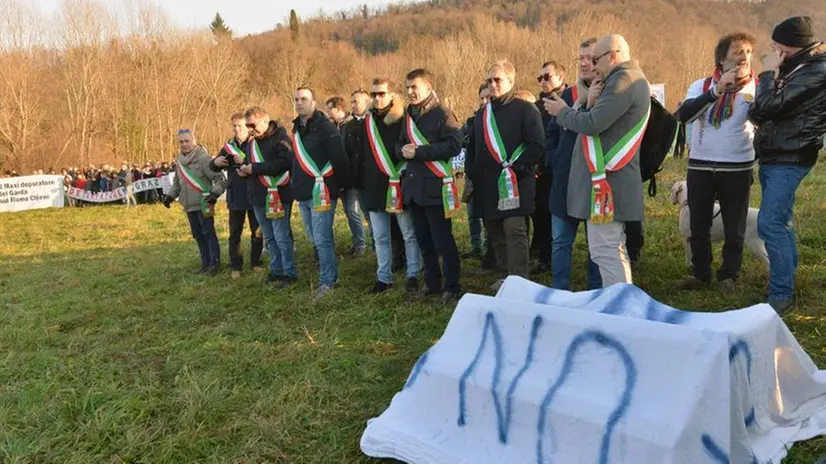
[557, 61, 650, 222]
[168, 145, 227, 213]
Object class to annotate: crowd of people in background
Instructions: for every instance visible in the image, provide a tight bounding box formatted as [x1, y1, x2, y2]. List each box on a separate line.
[1, 162, 176, 207]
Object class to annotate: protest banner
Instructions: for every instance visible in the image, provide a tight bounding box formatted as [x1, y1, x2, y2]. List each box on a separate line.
[0, 175, 65, 213]
[67, 176, 165, 203]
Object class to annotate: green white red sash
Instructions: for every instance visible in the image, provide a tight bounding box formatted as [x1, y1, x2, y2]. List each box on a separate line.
[178, 161, 213, 216]
[292, 131, 334, 212]
[223, 140, 246, 163]
[249, 138, 290, 219]
[405, 115, 460, 218]
[482, 102, 526, 211]
[582, 110, 650, 223]
[366, 113, 405, 213]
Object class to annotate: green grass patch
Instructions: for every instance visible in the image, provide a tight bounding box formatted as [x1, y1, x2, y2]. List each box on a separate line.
[1, 158, 825, 463]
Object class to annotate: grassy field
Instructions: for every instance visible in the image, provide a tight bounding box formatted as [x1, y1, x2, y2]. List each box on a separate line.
[1, 158, 825, 463]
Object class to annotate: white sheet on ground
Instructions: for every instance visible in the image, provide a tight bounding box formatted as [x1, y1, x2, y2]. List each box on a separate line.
[360, 276, 826, 464]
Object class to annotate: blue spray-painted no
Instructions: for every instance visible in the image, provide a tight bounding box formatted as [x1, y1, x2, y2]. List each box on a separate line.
[535, 330, 637, 464]
[457, 312, 544, 444]
[701, 434, 730, 464]
[404, 349, 430, 390]
[729, 339, 756, 427]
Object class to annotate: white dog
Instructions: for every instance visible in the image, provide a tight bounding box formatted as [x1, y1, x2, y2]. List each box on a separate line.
[670, 180, 769, 270]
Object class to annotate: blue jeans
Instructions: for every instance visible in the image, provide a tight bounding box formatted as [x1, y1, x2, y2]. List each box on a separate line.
[298, 199, 338, 287]
[341, 189, 368, 249]
[466, 201, 483, 252]
[370, 210, 421, 283]
[758, 164, 811, 302]
[551, 214, 601, 290]
[186, 211, 220, 267]
[253, 203, 296, 279]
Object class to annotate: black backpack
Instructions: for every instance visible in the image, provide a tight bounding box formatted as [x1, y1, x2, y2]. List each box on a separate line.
[639, 96, 678, 197]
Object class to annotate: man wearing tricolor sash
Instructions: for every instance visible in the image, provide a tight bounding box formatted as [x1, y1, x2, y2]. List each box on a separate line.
[466, 60, 544, 290]
[396, 68, 463, 303]
[235, 106, 297, 289]
[545, 34, 650, 286]
[210, 112, 264, 280]
[544, 37, 602, 291]
[360, 77, 422, 294]
[674, 33, 758, 293]
[163, 128, 228, 276]
[292, 87, 353, 300]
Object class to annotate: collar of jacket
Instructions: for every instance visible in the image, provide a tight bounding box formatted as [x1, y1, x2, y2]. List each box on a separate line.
[255, 120, 280, 141]
[338, 113, 353, 127]
[293, 110, 326, 133]
[491, 88, 516, 107]
[780, 42, 826, 75]
[409, 92, 438, 117]
[179, 145, 206, 165]
[602, 60, 637, 83]
[372, 98, 405, 125]
[539, 85, 566, 100]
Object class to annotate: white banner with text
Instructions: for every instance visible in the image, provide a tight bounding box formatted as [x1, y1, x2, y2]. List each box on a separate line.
[66, 176, 172, 203]
[0, 175, 65, 213]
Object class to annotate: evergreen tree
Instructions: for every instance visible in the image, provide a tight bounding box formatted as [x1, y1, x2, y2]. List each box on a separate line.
[209, 12, 232, 42]
[289, 9, 300, 41]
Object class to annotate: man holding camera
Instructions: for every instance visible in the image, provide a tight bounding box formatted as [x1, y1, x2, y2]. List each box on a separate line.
[211, 112, 264, 280]
[674, 33, 758, 293]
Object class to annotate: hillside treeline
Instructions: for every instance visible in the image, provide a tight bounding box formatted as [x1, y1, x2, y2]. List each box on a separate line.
[0, 0, 822, 172]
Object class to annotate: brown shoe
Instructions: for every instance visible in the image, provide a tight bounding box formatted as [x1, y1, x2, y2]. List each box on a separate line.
[231, 271, 241, 280]
[674, 276, 710, 291]
[252, 266, 264, 273]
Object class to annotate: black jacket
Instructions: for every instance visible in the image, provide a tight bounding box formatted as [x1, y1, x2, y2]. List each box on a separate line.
[395, 93, 462, 208]
[749, 42, 826, 166]
[545, 86, 578, 217]
[535, 92, 554, 133]
[341, 114, 367, 189]
[247, 120, 294, 207]
[466, 90, 545, 219]
[291, 110, 352, 202]
[360, 99, 406, 212]
[210, 137, 253, 211]
[535, 90, 560, 171]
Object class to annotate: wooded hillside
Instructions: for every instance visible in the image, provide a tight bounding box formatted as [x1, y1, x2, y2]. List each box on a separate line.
[0, 0, 822, 172]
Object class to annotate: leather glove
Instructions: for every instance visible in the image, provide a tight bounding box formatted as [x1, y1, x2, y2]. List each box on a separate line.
[205, 192, 220, 205]
[162, 195, 173, 208]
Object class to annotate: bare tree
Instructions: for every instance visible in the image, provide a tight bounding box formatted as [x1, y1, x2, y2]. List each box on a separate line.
[57, 0, 116, 166]
[0, 0, 48, 171]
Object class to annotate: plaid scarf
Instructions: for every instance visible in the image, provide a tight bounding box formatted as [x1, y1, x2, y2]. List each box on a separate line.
[708, 66, 755, 129]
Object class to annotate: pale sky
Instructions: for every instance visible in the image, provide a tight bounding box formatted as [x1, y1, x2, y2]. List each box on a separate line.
[35, 0, 396, 36]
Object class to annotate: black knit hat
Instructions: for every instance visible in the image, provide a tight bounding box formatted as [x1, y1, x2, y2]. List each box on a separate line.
[772, 16, 815, 48]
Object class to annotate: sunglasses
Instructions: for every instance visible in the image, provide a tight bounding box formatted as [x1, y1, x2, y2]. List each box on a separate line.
[591, 50, 616, 66]
[537, 73, 556, 83]
[370, 91, 388, 98]
[486, 77, 503, 85]
[177, 128, 191, 135]
[246, 123, 257, 129]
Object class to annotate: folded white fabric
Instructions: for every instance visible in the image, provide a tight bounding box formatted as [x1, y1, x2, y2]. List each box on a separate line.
[361, 276, 826, 464]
